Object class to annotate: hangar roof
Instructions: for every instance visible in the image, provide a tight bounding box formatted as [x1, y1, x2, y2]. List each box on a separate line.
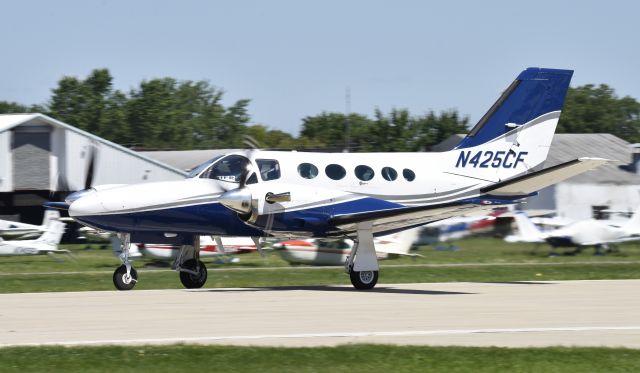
[139, 149, 243, 172]
[0, 113, 186, 176]
[545, 133, 640, 184]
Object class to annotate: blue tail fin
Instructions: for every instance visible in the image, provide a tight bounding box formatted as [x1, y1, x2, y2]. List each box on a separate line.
[455, 68, 573, 149]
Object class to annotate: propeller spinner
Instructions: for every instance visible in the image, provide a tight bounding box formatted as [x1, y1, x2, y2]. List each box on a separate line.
[218, 166, 254, 215]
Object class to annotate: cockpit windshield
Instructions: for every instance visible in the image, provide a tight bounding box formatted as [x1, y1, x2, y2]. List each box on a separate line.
[199, 155, 251, 183]
[187, 155, 224, 178]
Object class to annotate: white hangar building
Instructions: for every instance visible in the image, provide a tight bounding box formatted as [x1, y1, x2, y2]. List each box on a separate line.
[521, 133, 640, 220]
[0, 113, 186, 224]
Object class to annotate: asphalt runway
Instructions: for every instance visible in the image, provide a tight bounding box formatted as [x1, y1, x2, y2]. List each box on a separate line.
[1, 280, 639, 348]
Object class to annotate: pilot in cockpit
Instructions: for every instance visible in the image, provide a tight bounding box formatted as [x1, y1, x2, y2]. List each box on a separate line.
[206, 155, 250, 182]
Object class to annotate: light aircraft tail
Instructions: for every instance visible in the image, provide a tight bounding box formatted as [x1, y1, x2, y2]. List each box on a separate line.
[375, 228, 421, 257]
[622, 205, 640, 235]
[450, 68, 573, 182]
[35, 220, 66, 247]
[511, 212, 543, 241]
[40, 210, 60, 228]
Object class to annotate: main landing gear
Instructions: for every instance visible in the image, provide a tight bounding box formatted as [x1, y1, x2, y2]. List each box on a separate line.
[112, 234, 209, 291]
[344, 222, 379, 290]
[174, 236, 208, 289]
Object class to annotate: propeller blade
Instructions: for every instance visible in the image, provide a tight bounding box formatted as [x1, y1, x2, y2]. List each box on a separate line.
[43, 202, 70, 211]
[49, 173, 72, 200]
[242, 135, 261, 150]
[84, 142, 98, 189]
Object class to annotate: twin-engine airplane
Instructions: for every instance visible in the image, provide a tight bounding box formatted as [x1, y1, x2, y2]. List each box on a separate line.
[47, 67, 608, 290]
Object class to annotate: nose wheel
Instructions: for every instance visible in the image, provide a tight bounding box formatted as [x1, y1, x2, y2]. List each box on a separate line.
[113, 264, 138, 290]
[113, 233, 138, 291]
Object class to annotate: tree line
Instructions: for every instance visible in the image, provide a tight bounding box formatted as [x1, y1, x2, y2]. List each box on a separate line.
[1, 68, 639, 151]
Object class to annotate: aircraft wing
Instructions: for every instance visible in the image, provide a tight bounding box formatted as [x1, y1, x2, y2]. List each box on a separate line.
[329, 200, 492, 234]
[579, 236, 640, 246]
[329, 158, 609, 234]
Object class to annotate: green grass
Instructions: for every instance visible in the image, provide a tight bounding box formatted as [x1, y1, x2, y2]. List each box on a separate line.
[1, 344, 640, 373]
[1, 237, 640, 293]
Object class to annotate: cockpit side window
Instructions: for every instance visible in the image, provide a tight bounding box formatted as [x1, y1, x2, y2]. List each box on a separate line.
[256, 159, 281, 181]
[201, 155, 251, 183]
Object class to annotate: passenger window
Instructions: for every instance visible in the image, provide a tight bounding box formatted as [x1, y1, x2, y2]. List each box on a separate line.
[325, 164, 346, 180]
[204, 155, 250, 183]
[403, 168, 416, 182]
[381, 167, 397, 181]
[256, 159, 281, 181]
[298, 163, 319, 179]
[354, 165, 374, 181]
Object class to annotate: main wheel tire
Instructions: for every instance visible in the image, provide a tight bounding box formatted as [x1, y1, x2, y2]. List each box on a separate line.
[113, 264, 138, 291]
[349, 270, 378, 290]
[179, 259, 208, 289]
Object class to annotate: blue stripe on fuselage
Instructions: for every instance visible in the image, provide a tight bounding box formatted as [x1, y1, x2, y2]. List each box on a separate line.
[74, 197, 405, 239]
[75, 203, 263, 236]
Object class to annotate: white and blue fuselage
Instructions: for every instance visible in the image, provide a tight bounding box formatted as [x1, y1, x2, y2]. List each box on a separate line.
[57, 68, 605, 247]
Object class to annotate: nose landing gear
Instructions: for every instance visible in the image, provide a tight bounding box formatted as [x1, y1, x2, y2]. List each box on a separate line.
[113, 233, 138, 291]
[113, 264, 138, 290]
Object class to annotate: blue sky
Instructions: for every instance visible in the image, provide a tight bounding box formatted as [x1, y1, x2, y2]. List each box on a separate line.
[1, 0, 638, 135]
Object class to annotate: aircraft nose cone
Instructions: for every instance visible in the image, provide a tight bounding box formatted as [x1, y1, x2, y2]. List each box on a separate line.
[65, 188, 96, 205]
[69, 192, 104, 217]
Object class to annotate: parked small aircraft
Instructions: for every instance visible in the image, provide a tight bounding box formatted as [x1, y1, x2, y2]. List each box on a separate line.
[418, 210, 506, 244]
[0, 220, 69, 257]
[505, 209, 640, 251]
[274, 229, 420, 266]
[136, 236, 256, 263]
[46, 67, 608, 290]
[0, 210, 60, 239]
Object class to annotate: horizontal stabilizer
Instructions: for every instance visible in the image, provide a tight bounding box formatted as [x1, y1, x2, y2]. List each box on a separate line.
[481, 158, 610, 196]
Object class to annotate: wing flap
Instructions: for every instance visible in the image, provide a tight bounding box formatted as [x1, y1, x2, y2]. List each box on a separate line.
[328, 201, 490, 234]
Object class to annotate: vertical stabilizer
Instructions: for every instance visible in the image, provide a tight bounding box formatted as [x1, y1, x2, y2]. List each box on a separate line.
[456, 68, 573, 149]
[623, 205, 640, 234]
[35, 221, 66, 246]
[448, 68, 574, 182]
[509, 212, 544, 242]
[41, 210, 60, 228]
